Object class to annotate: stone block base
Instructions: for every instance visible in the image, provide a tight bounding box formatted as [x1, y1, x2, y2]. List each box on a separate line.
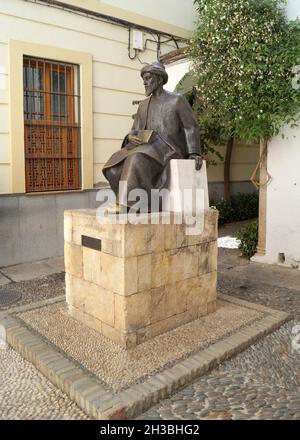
[65, 209, 218, 348]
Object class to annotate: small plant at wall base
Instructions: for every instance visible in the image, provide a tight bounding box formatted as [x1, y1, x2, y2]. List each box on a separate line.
[190, 0, 300, 194]
[237, 221, 259, 259]
[231, 192, 259, 222]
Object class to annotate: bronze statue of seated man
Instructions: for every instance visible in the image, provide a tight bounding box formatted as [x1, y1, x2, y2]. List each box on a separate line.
[102, 62, 202, 213]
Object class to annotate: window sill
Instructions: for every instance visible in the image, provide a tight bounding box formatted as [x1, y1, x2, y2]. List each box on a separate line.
[25, 189, 85, 196]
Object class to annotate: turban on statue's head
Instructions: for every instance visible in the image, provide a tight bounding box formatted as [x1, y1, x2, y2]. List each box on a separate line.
[140, 62, 168, 85]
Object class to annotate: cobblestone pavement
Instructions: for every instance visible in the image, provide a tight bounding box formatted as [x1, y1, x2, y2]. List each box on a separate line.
[1, 221, 300, 420]
[0, 346, 89, 420]
[138, 319, 300, 420]
[0, 273, 90, 420]
[0, 272, 65, 311]
[138, 242, 300, 420]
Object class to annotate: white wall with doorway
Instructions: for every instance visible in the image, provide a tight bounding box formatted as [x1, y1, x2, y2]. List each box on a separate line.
[253, 0, 300, 269]
[165, 60, 191, 93]
[263, 126, 300, 267]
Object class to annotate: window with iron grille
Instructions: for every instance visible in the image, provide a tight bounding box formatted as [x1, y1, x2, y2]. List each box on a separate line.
[23, 56, 81, 192]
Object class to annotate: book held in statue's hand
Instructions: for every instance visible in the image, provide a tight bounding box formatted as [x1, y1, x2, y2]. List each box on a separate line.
[136, 130, 154, 144]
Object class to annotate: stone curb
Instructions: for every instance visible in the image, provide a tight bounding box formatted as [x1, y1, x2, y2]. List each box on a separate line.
[0, 296, 290, 420]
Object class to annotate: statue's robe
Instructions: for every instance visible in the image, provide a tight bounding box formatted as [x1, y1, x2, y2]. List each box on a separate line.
[102, 89, 200, 208]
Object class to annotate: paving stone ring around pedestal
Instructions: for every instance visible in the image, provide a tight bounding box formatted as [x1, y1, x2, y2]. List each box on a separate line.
[0, 289, 22, 306]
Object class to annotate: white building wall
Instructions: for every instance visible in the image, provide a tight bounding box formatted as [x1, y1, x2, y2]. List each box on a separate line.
[101, 0, 197, 31]
[287, 0, 300, 19]
[264, 126, 300, 266]
[258, 0, 300, 268]
[165, 60, 191, 93]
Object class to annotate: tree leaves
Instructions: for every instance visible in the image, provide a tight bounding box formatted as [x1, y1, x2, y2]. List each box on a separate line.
[190, 0, 300, 144]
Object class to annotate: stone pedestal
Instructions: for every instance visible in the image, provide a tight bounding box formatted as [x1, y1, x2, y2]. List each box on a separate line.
[64, 209, 218, 348]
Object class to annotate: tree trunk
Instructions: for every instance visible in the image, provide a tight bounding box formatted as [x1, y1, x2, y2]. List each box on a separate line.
[224, 137, 234, 201]
[255, 137, 269, 256]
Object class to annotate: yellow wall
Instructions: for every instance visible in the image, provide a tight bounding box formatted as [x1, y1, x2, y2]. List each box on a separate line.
[98, 0, 196, 34]
[206, 141, 259, 184]
[52, 0, 196, 38]
[0, 0, 258, 194]
[9, 40, 93, 193]
[0, 40, 10, 193]
[0, 0, 182, 194]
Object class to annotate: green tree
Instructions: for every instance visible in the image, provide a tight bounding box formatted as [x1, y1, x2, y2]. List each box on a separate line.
[190, 0, 300, 198]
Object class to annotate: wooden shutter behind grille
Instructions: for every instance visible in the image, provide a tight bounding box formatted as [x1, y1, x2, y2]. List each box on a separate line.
[24, 57, 81, 192]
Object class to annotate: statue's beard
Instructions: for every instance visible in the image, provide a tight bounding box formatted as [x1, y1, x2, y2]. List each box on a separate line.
[145, 85, 156, 96]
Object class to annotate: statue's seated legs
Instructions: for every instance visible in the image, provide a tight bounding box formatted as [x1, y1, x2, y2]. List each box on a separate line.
[104, 152, 164, 210]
